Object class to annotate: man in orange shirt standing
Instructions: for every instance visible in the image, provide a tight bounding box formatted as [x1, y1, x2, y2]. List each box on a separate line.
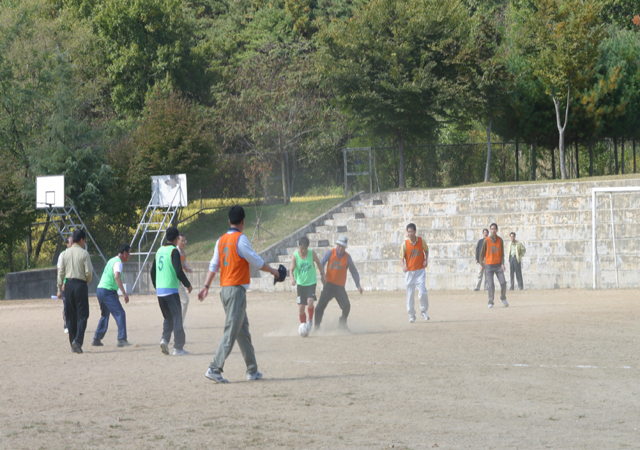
[401, 223, 430, 323]
[314, 235, 363, 332]
[480, 223, 508, 308]
[198, 205, 281, 383]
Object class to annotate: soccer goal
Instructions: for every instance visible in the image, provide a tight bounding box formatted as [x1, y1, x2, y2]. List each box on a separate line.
[591, 186, 640, 289]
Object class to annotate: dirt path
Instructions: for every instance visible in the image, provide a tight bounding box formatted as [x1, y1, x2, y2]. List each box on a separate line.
[1, 288, 639, 449]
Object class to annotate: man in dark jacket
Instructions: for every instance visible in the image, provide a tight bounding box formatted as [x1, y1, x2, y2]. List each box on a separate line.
[473, 228, 489, 291]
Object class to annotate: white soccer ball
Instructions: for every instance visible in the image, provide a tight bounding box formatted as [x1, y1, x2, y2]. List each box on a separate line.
[298, 323, 310, 338]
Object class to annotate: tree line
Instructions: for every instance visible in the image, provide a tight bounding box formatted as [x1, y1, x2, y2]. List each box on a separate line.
[0, 0, 639, 276]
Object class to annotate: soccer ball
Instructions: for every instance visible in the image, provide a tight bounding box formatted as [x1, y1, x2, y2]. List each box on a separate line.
[298, 323, 310, 338]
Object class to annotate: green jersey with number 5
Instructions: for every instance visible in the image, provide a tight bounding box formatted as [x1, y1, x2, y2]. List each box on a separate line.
[155, 245, 179, 289]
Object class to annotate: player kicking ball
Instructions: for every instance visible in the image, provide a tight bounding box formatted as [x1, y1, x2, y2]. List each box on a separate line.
[401, 223, 430, 323]
[290, 236, 324, 337]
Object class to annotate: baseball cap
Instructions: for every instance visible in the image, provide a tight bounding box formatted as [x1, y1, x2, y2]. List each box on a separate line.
[336, 235, 348, 248]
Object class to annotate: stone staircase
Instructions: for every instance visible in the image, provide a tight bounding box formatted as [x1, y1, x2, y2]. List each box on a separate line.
[250, 177, 640, 291]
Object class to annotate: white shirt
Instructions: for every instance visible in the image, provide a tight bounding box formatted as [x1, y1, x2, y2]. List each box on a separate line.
[208, 228, 265, 289]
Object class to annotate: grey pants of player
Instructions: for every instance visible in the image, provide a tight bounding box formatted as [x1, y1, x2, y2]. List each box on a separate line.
[178, 284, 189, 324]
[405, 268, 428, 316]
[509, 256, 523, 290]
[485, 263, 507, 305]
[475, 264, 488, 291]
[209, 285, 258, 375]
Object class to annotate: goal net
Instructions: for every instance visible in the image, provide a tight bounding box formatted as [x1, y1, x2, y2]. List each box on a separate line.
[591, 187, 640, 289]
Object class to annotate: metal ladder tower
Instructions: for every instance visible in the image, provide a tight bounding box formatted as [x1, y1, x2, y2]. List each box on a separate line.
[129, 181, 184, 294]
[46, 198, 107, 279]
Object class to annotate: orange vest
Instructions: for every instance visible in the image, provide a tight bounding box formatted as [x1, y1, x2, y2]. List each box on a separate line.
[485, 236, 503, 265]
[325, 248, 349, 287]
[219, 231, 251, 286]
[405, 237, 425, 271]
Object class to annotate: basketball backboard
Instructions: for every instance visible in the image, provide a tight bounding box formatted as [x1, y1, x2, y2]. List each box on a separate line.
[36, 175, 65, 208]
[150, 174, 188, 207]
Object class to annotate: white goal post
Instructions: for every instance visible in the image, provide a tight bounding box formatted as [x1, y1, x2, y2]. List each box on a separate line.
[591, 186, 640, 289]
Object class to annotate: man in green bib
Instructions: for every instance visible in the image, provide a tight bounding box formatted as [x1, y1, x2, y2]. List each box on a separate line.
[289, 236, 323, 334]
[151, 227, 193, 356]
[92, 244, 132, 347]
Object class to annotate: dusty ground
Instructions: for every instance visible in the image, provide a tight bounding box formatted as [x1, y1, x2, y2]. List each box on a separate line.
[1, 288, 639, 449]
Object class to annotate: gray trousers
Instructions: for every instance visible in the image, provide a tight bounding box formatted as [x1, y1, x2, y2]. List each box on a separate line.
[178, 284, 189, 324]
[509, 256, 523, 290]
[209, 286, 257, 375]
[485, 264, 507, 304]
[475, 264, 488, 290]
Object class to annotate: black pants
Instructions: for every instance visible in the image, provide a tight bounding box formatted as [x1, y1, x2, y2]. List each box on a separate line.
[509, 256, 523, 290]
[64, 279, 90, 348]
[315, 282, 350, 328]
[158, 293, 185, 350]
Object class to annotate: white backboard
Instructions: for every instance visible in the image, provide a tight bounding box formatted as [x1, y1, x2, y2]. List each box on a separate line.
[150, 174, 188, 207]
[36, 175, 65, 208]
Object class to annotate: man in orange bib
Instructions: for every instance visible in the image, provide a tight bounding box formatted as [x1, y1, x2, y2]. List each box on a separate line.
[401, 223, 430, 322]
[314, 235, 363, 332]
[198, 206, 281, 383]
[480, 223, 508, 308]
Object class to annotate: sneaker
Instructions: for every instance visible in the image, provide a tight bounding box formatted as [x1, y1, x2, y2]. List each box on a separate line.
[502, 299, 509, 307]
[71, 341, 83, 354]
[91, 339, 103, 347]
[205, 368, 228, 383]
[473, 288, 479, 291]
[160, 339, 169, 355]
[117, 339, 131, 347]
[488, 303, 494, 308]
[306, 320, 313, 333]
[247, 371, 263, 381]
[409, 315, 416, 323]
[421, 311, 430, 321]
[173, 348, 190, 356]
[64, 328, 69, 334]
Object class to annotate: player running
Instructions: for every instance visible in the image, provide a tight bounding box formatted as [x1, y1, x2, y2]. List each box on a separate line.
[314, 235, 363, 332]
[290, 236, 324, 335]
[401, 223, 430, 322]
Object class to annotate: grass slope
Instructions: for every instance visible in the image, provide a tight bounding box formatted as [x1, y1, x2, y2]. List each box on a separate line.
[179, 197, 345, 261]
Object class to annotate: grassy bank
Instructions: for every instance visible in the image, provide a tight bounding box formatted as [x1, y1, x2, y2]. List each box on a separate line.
[179, 196, 345, 261]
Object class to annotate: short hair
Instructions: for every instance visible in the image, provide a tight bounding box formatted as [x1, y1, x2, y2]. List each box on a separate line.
[490, 223, 498, 230]
[406, 223, 416, 231]
[482, 228, 489, 234]
[119, 243, 131, 254]
[165, 226, 179, 242]
[229, 205, 245, 225]
[510, 232, 516, 237]
[179, 233, 186, 238]
[299, 236, 310, 247]
[72, 229, 86, 243]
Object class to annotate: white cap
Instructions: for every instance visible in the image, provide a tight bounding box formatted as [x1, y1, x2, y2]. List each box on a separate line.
[336, 235, 348, 248]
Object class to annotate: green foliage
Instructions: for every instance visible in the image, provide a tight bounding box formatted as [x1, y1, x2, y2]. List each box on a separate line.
[93, 0, 206, 115]
[116, 88, 216, 210]
[35, 51, 114, 217]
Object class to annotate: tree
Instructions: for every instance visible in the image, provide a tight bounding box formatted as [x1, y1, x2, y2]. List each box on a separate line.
[35, 51, 115, 218]
[0, 155, 34, 272]
[514, 0, 606, 179]
[93, 0, 206, 115]
[318, 0, 468, 188]
[458, 10, 510, 182]
[217, 43, 325, 204]
[119, 87, 215, 209]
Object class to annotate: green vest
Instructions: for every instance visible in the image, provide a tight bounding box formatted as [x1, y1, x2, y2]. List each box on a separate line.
[294, 250, 316, 286]
[155, 245, 179, 289]
[98, 256, 122, 291]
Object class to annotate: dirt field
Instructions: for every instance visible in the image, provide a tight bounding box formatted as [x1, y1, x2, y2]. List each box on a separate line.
[1, 288, 639, 449]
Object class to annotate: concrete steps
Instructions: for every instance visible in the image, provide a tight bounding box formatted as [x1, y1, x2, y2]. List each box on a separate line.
[251, 177, 640, 291]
